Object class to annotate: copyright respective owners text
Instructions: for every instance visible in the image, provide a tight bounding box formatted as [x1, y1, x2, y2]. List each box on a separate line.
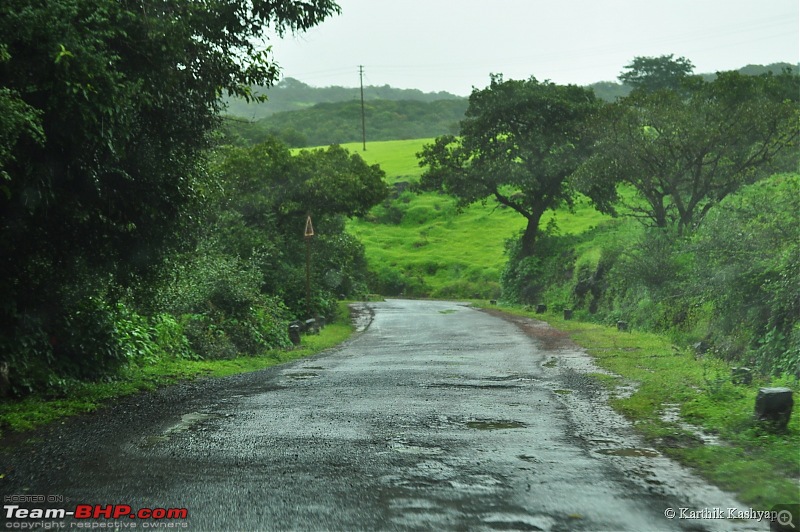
[663, 504, 799, 530]
[4, 495, 190, 529]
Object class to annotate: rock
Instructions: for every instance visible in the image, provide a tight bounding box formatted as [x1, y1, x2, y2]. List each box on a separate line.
[755, 387, 793, 431]
[563, 309, 573, 320]
[288, 324, 301, 346]
[316, 316, 326, 329]
[304, 318, 319, 334]
[692, 341, 709, 355]
[617, 321, 628, 332]
[489, 299, 497, 305]
[536, 304, 547, 314]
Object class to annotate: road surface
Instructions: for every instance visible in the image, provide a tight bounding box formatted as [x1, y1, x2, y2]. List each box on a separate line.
[1, 299, 763, 531]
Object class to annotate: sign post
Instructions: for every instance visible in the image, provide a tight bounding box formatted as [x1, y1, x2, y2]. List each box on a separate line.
[304, 215, 314, 318]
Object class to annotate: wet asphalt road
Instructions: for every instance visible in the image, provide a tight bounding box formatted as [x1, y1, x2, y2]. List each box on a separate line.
[1, 299, 764, 531]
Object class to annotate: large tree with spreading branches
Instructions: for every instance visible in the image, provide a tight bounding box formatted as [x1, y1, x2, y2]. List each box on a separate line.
[417, 75, 601, 258]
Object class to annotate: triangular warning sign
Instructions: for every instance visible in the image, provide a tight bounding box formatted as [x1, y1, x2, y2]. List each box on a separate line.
[304, 215, 314, 237]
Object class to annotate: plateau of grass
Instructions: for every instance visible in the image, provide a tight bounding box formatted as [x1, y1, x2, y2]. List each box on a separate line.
[477, 302, 800, 510]
[0, 302, 355, 437]
[338, 138, 614, 298]
[338, 138, 433, 183]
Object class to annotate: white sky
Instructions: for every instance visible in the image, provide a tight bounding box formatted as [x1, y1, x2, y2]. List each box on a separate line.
[267, 0, 799, 95]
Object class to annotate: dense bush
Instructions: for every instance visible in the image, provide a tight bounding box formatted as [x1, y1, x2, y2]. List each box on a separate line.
[500, 229, 577, 305]
[502, 173, 799, 377]
[690, 174, 799, 374]
[150, 242, 293, 359]
[2, 294, 170, 396]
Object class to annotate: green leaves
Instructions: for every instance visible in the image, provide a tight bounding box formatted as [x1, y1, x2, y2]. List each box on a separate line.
[418, 76, 600, 256]
[0, 0, 341, 394]
[691, 174, 800, 372]
[208, 138, 383, 317]
[53, 44, 73, 64]
[618, 54, 697, 93]
[577, 71, 799, 235]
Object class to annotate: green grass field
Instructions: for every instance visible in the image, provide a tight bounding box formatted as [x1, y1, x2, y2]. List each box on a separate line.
[338, 139, 613, 298]
[339, 138, 432, 183]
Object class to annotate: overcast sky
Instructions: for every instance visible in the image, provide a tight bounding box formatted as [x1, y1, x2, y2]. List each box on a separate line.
[267, 0, 799, 95]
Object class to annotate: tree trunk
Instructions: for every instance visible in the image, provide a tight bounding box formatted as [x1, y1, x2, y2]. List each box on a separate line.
[520, 211, 543, 258]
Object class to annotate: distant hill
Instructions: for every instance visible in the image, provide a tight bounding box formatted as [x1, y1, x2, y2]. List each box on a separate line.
[222, 63, 799, 146]
[223, 99, 468, 148]
[223, 77, 463, 120]
[703, 62, 798, 80]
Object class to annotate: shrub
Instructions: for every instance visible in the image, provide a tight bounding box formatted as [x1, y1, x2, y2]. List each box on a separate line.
[500, 233, 577, 304]
[690, 174, 800, 375]
[151, 242, 292, 359]
[183, 314, 237, 360]
[152, 313, 194, 360]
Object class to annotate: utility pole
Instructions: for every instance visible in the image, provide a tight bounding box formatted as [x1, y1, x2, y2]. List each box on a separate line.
[359, 65, 366, 151]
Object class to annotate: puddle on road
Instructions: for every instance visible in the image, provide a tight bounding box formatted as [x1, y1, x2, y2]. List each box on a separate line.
[481, 512, 556, 531]
[596, 447, 659, 458]
[302, 366, 326, 370]
[483, 375, 538, 383]
[168, 412, 221, 433]
[587, 438, 618, 445]
[429, 374, 537, 391]
[429, 382, 521, 390]
[350, 303, 374, 332]
[141, 412, 222, 447]
[660, 403, 723, 446]
[517, 455, 543, 464]
[285, 372, 319, 380]
[465, 420, 527, 430]
[391, 441, 444, 456]
[553, 389, 573, 395]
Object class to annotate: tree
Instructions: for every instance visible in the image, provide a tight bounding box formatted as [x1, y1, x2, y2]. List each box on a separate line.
[210, 139, 387, 315]
[0, 0, 340, 385]
[618, 54, 697, 93]
[417, 75, 601, 257]
[576, 70, 800, 235]
[0, 46, 44, 188]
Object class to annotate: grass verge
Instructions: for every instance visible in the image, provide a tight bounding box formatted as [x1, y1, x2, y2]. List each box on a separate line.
[475, 301, 800, 509]
[0, 302, 355, 437]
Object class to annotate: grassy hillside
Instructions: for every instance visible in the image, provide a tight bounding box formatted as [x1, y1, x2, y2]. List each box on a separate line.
[224, 77, 463, 120]
[225, 99, 467, 148]
[340, 139, 613, 299]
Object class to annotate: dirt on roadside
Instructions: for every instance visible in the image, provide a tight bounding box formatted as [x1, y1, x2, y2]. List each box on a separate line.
[479, 308, 575, 351]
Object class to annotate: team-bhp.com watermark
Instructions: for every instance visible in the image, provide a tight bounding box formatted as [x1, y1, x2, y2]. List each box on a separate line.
[4, 496, 189, 529]
[664, 504, 799, 530]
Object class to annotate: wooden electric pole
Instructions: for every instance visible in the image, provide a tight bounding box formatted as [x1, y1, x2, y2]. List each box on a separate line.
[359, 65, 366, 151]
